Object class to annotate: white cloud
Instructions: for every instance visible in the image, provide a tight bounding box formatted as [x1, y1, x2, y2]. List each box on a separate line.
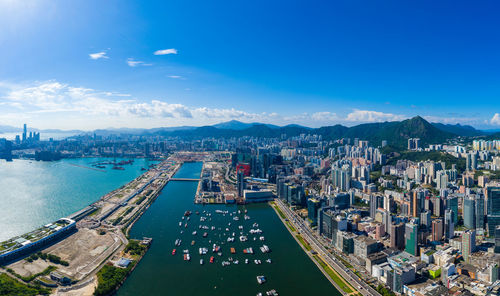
[154, 48, 178, 55]
[168, 75, 182, 79]
[491, 113, 500, 125]
[126, 58, 152, 67]
[311, 111, 338, 122]
[89, 51, 108, 60]
[346, 110, 406, 122]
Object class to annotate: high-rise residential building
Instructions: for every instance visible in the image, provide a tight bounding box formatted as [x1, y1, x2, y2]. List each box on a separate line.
[405, 222, 418, 256]
[487, 187, 500, 236]
[420, 210, 431, 229]
[462, 230, 476, 263]
[331, 165, 351, 192]
[432, 219, 443, 242]
[370, 195, 380, 219]
[475, 194, 485, 233]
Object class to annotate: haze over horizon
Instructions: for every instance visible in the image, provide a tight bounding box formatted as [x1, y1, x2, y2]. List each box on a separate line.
[1, 0, 499, 130]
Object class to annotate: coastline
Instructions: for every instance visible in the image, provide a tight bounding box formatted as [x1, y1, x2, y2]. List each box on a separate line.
[0, 157, 182, 295]
[269, 201, 358, 296]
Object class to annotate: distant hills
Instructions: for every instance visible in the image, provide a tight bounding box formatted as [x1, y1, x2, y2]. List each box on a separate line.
[153, 116, 470, 148]
[1, 116, 496, 148]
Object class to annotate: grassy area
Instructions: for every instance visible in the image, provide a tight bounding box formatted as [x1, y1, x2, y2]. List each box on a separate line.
[335, 254, 353, 269]
[296, 235, 312, 251]
[272, 204, 287, 219]
[0, 274, 51, 296]
[313, 255, 353, 293]
[94, 262, 134, 296]
[285, 221, 296, 232]
[7, 265, 57, 283]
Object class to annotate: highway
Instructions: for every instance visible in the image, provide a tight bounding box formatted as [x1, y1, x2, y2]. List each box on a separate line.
[275, 199, 380, 296]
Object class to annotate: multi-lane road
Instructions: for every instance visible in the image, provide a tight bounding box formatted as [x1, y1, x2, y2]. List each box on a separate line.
[275, 199, 380, 296]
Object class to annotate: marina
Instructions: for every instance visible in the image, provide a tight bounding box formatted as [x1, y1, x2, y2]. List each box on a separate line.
[117, 162, 340, 296]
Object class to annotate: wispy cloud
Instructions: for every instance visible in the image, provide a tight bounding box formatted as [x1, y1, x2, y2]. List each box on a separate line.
[168, 75, 183, 79]
[154, 48, 178, 55]
[346, 110, 406, 122]
[126, 58, 152, 67]
[491, 113, 500, 125]
[89, 51, 108, 60]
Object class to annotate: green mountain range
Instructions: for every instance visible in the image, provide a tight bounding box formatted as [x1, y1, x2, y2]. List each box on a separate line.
[158, 116, 459, 148]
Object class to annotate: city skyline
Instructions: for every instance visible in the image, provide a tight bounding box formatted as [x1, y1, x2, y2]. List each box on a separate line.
[1, 1, 500, 130]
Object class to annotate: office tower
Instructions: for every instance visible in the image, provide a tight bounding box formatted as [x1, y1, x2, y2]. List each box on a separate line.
[444, 209, 454, 239]
[495, 226, 500, 253]
[22, 123, 27, 142]
[390, 222, 405, 250]
[237, 170, 245, 197]
[487, 187, 500, 236]
[446, 196, 459, 225]
[405, 222, 418, 256]
[307, 198, 321, 224]
[471, 152, 477, 171]
[464, 197, 476, 229]
[462, 230, 476, 263]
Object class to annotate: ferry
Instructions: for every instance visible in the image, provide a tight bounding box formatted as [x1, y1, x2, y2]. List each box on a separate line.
[257, 275, 266, 284]
[210, 256, 214, 263]
[172, 249, 176, 255]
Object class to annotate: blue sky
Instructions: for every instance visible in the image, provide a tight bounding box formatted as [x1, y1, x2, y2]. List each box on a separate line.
[0, 0, 499, 130]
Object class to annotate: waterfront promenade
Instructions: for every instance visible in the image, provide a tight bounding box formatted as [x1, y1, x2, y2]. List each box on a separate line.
[273, 198, 380, 296]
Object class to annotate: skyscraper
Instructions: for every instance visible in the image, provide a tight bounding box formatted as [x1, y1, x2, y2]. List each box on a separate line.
[432, 219, 443, 242]
[444, 209, 454, 240]
[487, 187, 500, 236]
[446, 196, 458, 225]
[405, 222, 418, 256]
[464, 197, 476, 229]
[390, 222, 405, 250]
[22, 123, 27, 142]
[462, 230, 476, 263]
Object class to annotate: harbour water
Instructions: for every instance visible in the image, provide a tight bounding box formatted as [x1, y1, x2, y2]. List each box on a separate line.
[118, 162, 340, 296]
[0, 157, 156, 241]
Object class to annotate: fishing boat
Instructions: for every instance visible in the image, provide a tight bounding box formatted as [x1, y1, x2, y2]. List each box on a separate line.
[210, 256, 214, 263]
[230, 247, 236, 254]
[172, 249, 176, 255]
[191, 240, 195, 246]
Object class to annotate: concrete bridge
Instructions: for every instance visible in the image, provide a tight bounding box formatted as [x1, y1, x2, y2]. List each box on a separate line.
[170, 178, 200, 181]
